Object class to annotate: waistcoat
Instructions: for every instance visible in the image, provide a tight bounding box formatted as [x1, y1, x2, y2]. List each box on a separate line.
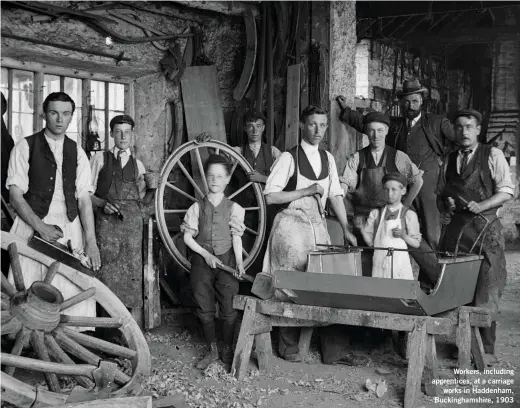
[242, 143, 274, 176]
[94, 151, 139, 199]
[196, 196, 234, 255]
[25, 131, 78, 221]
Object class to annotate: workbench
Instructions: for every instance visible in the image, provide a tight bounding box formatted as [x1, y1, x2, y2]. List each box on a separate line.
[231, 295, 491, 408]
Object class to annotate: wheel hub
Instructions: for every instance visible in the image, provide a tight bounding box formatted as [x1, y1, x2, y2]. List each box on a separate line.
[10, 281, 64, 332]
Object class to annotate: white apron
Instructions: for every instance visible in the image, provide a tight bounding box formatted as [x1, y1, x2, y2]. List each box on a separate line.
[371, 206, 414, 280]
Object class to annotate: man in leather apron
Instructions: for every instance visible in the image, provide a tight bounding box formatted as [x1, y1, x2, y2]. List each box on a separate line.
[340, 112, 423, 276]
[90, 115, 157, 327]
[337, 79, 456, 289]
[437, 109, 513, 365]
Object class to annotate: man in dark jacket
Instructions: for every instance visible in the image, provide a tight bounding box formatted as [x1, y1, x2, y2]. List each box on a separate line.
[337, 79, 456, 287]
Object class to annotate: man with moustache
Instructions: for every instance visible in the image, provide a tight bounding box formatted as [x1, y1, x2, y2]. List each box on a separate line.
[437, 109, 513, 365]
[337, 79, 456, 289]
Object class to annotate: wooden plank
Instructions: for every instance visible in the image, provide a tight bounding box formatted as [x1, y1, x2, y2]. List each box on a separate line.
[298, 1, 309, 112]
[404, 320, 427, 408]
[471, 326, 486, 371]
[424, 334, 440, 396]
[456, 309, 472, 375]
[55, 396, 152, 408]
[152, 394, 189, 408]
[143, 217, 160, 330]
[298, 327, 313, 359]
[173, 1, 259, 17]
[231, 298, 257, 379]
[81, 79, 91, 151]
[254, 332, 272, 372]
[285, 64, 301, 150]
[160, 277, 180, 306]
[34, 71, 44, 133]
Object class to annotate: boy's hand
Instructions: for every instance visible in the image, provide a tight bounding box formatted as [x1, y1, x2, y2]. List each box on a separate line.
[440, 212, 452, 225]
[235, 264, 246, 279]
[247, 170, 266, 184]
[103, 201, 120, 215]
[344, 230, 358, 246]
[203, 253, 222, 269]
[392, 228, 405, 239]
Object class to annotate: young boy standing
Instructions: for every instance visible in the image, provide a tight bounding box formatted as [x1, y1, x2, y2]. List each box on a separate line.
[362, 172, 421, 280]
[182, 154, 246, 369]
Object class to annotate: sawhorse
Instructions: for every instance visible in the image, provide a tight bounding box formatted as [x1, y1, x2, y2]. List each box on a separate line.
[231, 295, 491, 408]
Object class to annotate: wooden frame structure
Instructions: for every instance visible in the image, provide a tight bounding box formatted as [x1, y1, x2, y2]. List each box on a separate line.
[231, 295, 491, 408]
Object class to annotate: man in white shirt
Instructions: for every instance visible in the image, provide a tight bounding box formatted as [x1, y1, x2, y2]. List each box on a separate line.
[90, 115, 156, 327]
[6, 92, 100, 320]
[263, 105, 360, 365]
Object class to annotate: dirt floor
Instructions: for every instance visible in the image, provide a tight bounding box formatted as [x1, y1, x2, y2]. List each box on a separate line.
[144, 247, 520, 408]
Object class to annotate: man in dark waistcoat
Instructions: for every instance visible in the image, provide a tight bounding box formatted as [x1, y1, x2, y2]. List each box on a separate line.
[437, 109, 513, 365]
[90, 115, 157, 328]
[340, 111, 423, 275]
[6, 92, 100, 320]
[337, 79, 456, 288]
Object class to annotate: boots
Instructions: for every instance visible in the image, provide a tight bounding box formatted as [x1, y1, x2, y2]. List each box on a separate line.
[221, 345, 233, 365]
[196, 342, 219, 370]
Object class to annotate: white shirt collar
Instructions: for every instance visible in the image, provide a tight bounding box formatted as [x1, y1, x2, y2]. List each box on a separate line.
[409, 112, 421, 127]
[44, 132, 65, 145]
[459, 143, 479, 155]
[113, 146, 131, 156]
[300, 138, 319, 154]
[248, 141, 261, 150]
[207, 192, 225, 206]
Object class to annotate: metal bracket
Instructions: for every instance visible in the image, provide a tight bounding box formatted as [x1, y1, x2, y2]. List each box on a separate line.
[66, 361, 117, 403]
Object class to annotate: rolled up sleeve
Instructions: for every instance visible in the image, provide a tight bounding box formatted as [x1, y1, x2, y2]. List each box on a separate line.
[230, 203, 246, 237]
[327, 152, 345, 198]
[89, 152, 104, 193]
[180, 202, 200, 237]
[6, 139, 30, 194]
[363, 208, 378, 242]
[395, 150, 424, 184]
[489, 148, 515, 196]
[76, 147, 94, 198]
[340, 153, 359, 193]
[263, 152, 294, 195]
[405, 210, 422, 242]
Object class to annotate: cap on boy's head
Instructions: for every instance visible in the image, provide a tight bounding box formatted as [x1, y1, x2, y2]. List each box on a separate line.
[363, 111, 391, 127]
[454, 109, 482, 126]
[382, 172, 407, 188]
[110, 115, 135, 131]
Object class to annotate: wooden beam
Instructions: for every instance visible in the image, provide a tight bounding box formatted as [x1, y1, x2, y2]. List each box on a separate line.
[171, 1, 259, 17]
[403, 26, 520, 46]
[33, 72, 44, 133]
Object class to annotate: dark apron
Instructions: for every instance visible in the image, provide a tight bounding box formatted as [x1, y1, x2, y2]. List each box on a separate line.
[96, 164, 144, 308]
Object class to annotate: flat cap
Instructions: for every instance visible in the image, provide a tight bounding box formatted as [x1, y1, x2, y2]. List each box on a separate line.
[454, 109, 482, 124]
[363, 111, 391, 127]
[110, 114, 135, 130]
[382, 172, 407, 187]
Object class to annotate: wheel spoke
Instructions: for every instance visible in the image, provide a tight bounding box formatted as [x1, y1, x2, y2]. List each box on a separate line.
[177, 160, 204, 198]
[0, 352, 96, 377]
[243, 207, 261, 211]
[31, 330, 61, 393]
[242, 248, 249, 258]
[61, 327, 137, 360]
[194, 148, 209, 194]
[60, 315, 124, 328]
[54, 330, 130, 385]
[60, 287, 96, 311]
[215, 147, 220, 155]
[164, 209, 188, 214]
[229, 160, 239, 178]
[165, 182, 196, 202]
[1, 292, 10, 310]
[8, 243, 25, 292]
[44, 262, 61, 285]
[4, 327, 31, 376]
[45, 334, 94, 389]
[228, 181, 253, 200]
[1, 272, 16, 298]
[171, 231, 182, 242]
[245, 226, 259, 236]
[1, 316, 21, 336]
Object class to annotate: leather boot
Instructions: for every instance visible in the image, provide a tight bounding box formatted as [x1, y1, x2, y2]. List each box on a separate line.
[196, 342, 219, 370]
[221, 345, 233, 365]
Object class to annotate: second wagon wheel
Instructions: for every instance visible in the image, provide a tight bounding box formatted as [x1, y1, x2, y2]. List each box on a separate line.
[155, 139, 267, 274]
[1, 232, 151, 408]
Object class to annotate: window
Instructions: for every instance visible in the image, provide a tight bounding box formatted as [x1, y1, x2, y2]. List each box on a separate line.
[1, 67, 126, 151]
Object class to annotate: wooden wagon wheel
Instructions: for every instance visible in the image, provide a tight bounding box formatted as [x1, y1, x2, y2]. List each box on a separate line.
[155, 139, 267, 273]
[1, 232, 151, 408]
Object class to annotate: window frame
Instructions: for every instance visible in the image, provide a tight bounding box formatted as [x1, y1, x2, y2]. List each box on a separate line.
[1, 64, 133, 151]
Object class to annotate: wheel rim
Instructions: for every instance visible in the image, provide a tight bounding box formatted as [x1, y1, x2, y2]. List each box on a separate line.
[1, 232, 151, 407]
[155, 140, 267, 273]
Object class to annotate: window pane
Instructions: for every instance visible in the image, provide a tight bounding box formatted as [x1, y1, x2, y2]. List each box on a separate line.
[43, 74, 60, 99]
[1, 68, 8, 127]
[92, 108, 106, 150]
[13, 113, 33, 143]
[90, 80, 105, 110]
[108, 83, 125, 111]
[12, 70, 34, 141]
[64, 77, 82, 109]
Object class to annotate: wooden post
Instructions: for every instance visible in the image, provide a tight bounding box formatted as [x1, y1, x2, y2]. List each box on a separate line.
[471, 326, 486, 371]
[33, 72, 44, 133]
[143, 217, 160, 330]
[298, 327, 313, 359]
[456, 309, 472, 373]
[285, 64, 301, 150]
[404, 320, 427, 408]
[423, 334, 440, 396]
[254, 332, 272, 372]
[231, 298, 257, 379]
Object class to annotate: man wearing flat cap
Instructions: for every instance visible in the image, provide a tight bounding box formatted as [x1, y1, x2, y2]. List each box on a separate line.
[340, 111, 423, 275]
[337, 79, 456, 288]
[437, 109, 513, 364]
[90, 114, 157, 327]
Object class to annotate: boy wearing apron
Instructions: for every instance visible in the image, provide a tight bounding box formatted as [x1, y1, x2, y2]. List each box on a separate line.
[362, 172, 422, 279]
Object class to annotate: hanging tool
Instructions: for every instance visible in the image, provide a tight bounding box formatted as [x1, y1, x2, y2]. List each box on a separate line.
[255, 3, 267, 113]
[233, 7, 257, 102]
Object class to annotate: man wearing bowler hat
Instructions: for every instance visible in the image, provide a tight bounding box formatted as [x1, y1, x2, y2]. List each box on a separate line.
[337, 79, 456, 289]
[90, 114, 157, 328]
[340, 111, 423, 275]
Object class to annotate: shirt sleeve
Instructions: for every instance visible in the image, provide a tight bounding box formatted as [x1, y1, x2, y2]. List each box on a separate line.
[488, 147, 515, 195]
[230, 203, 246, 237]
[89, 151, 104, 194]
[263, 152, 295, 195]
[395, 150, 424, 184]
[271, 146, 282, 161]
[6, 139, 30, 193]
[180, 202, 200, 237]
[76, 147, 94, 198]
[363, 208, 379, 242]
[405, 209, 422, 242]
[339, 152, 359, 192]
[327, 152, 345, 198]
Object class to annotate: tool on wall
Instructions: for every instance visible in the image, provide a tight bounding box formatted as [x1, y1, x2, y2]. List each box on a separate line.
[233, 7, 257, 102]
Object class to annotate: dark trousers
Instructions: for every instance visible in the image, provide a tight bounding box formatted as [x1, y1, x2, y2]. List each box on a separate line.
[191, 248, 239, 345]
